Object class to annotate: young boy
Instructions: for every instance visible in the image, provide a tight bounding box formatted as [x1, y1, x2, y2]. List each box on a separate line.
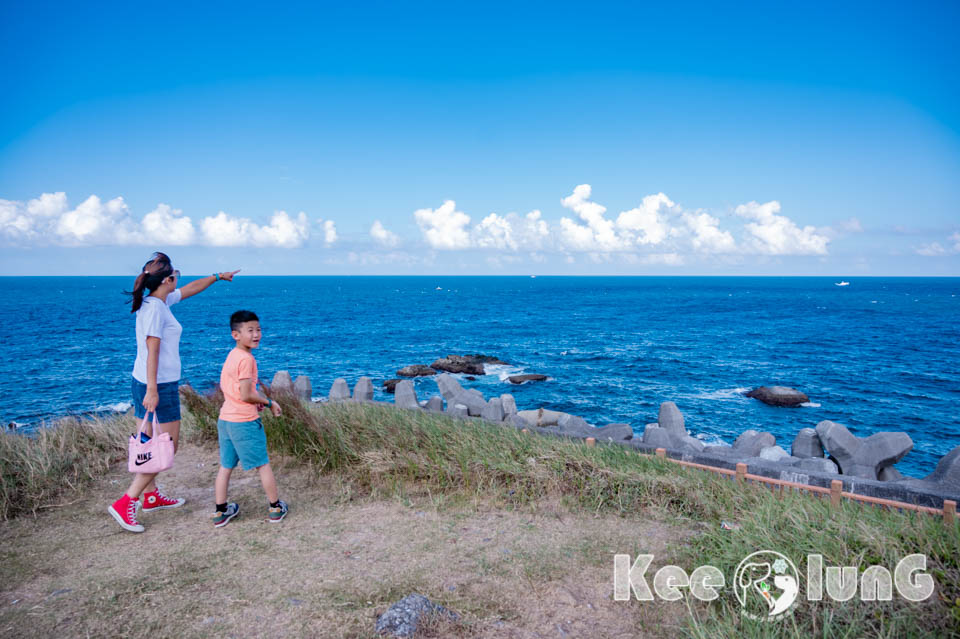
[213, 310, 288, 527]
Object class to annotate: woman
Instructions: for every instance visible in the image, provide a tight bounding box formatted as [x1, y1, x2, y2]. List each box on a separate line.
[108, 252, 239, 533]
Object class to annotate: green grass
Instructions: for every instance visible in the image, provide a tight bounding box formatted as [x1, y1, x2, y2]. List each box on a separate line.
[185, 386, 754, 519]
[8, 389, 960, 637]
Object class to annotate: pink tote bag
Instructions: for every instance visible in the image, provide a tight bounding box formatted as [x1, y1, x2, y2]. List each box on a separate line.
[128, 412, 175, 474]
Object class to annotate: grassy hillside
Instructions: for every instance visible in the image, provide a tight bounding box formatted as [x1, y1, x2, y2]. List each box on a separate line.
[2, 390, 957, 637]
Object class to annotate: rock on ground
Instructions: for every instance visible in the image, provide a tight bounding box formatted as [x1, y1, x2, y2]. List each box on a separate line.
[293, 375, 312, 400]
[878, 466, 905, 482]
[733, 430, 777, 457]
[425, 395, 444, 412]
[745, 386, 809, 407]
[271, 370, 293, 394]
[657, 402, 685, 437]
[554, 414, 592, 438]
[902, 445, 960, 491]
[382, 379, 401, 394]
[430, 355, 486, 375]
[796, 457, 840, 475]
[516, 408, 563, 427]
[920, 446, 960, 488]
[353, 377, 374, 402]
[596, 423, 634, 442]
[453, 390, 487, 416]
[642, 425, 674, 450]
[500, 394, 517, 416]
[759, 445, 791, 462]
[508, 374, 548, 384]
[641, 403, 704, 455]
[435, 374, 465, 401]
[375, 593, 458, 638]
[815, 420, 912, 480]
[791, 428, 824, 458]
[397, 365, 437, 377]
[507, 413, 531, 429]
[394, 380, 420, 410]
[481, 397, 504, 422]
[329, 378, 350, 401]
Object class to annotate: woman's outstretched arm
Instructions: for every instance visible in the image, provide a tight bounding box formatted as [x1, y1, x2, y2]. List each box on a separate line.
[179, 270, 240, 300]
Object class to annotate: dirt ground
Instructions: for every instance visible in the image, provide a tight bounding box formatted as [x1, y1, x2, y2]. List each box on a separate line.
[0, 443, 697, 638]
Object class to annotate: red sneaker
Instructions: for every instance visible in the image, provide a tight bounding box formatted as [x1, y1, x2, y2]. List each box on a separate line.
[108, 495, 144, 533]
[141, 489, 186, 511]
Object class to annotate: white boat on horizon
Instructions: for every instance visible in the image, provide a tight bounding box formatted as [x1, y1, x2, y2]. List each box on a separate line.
[835, 281, 850, 287]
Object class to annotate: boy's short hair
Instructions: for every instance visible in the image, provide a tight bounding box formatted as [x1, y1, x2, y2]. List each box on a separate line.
[230, 310, 260, 331]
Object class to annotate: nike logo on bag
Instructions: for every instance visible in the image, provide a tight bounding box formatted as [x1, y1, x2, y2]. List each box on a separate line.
[135, 452, 153, 465]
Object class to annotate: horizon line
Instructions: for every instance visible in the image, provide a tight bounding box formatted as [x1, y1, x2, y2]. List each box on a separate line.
[2, 274, 959, 278]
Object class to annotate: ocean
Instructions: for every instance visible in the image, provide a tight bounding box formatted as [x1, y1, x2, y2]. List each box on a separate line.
[1, 276, 957, 477]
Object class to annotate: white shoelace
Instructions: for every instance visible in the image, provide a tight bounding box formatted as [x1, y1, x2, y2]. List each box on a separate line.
[128, 501, 140, 524]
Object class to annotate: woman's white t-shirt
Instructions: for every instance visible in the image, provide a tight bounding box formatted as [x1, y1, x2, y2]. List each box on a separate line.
[132, 289, 183, 384]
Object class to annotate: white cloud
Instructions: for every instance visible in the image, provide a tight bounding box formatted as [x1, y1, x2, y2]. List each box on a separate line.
[55, 195, 138, 245]
[916, 242, 946, 256]
[200, 210, 309, 248]
[27, 192, 68, 218]
[0, 192, 318, 249]
[321, 219, 338, 245]
[414, 200, 471, 250]
[518, 210, 550, 250]
[682, 211, 736, 253]
[916, 232, 960, 256]
[0, 198, 37, 241]
[406, 187, 832, 263]
[557, 216, 599, 251]
[839, 217, 863, 233]
[473, 213, 517, 250]
[558, 184, 629, 251]
[142, 204, 196, 245]
[347, 250, 429, 266]
[370, 220, 400, 247]
[615, 192, 675, 245]
[734, 200, 829, 255]
[642, 252, 685, 266]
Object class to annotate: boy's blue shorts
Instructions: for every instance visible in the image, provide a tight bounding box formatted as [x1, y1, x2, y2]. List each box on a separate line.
[132, 377, 181, 423]
[217, 418, 270, 470]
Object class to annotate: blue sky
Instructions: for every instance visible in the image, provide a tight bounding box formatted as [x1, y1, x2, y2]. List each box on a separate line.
[1, 1, 958, 275]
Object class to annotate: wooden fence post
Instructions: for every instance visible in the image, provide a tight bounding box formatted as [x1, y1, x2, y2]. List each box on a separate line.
[735, 463, 746, 485]
[585, 437, 596, 447]
[830, 480, 843, 509]
[944, 500, 957, 526]
[655, 448, 666, 459]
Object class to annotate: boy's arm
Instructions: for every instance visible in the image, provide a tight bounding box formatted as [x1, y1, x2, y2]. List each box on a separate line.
[238, 378, 282, 416]
[238, 378, 269, 406]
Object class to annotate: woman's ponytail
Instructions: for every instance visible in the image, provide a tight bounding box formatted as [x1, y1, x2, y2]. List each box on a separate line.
[129, 272, 149, 313]
[125, 252, 173, 313]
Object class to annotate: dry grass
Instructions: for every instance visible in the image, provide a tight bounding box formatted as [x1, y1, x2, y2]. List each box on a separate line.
[3, 392, 959, 638]
[0, 416, 129, 520]
[0, 444, 693, 638]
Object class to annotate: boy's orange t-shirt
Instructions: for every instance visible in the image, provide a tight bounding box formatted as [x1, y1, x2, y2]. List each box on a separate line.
[219, 347, 260, 422]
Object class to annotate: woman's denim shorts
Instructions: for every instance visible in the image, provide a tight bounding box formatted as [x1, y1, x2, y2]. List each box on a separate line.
[132, 377, 181, 423]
